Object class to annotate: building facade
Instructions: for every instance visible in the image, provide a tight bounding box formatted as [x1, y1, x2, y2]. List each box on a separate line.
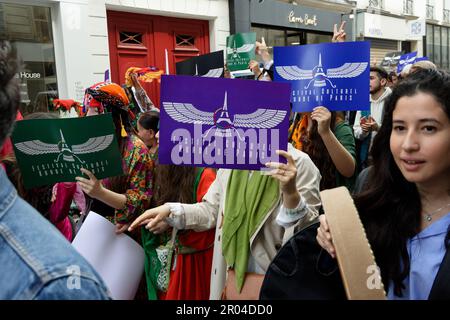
[423, 0, 450, 70]
[355, 0, 450, 71]
[229, 0, 356, 55]
[0, 0, 230, 112]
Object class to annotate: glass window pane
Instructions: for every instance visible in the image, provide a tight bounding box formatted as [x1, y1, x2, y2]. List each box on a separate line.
[434, 26, 441, 67]
[252, 25, 287, 56]
[442, 28, 448, 70]
[306, 33, 332, 44]
[4, 4, 58, 116]
[426, 24, 434, 60]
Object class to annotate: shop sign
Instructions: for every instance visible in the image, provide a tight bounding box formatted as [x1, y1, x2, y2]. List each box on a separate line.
[16, 72, 42, 79]
[288, 11, 318, 27]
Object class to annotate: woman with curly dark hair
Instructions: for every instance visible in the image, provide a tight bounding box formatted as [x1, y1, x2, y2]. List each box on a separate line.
[317, 69, 450, 299]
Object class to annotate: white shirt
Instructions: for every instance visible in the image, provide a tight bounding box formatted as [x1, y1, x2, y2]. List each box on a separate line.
[353, 87, 392, 141]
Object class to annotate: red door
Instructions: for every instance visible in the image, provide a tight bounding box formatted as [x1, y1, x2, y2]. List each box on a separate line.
[107, 11, 210, 107]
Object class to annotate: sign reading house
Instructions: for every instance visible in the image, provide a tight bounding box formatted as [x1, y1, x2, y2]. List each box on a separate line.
[176, 50, 224, 78]
[274, 41, 370, 112]
[11, 113, 123, 188]
[159, 75, 291, 170]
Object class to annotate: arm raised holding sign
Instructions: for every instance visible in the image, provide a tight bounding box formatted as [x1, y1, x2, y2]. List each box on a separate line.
[311, 106, 356, 179]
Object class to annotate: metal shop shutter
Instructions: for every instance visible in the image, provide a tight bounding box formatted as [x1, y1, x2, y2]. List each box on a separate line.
[366, 38, 399, 66]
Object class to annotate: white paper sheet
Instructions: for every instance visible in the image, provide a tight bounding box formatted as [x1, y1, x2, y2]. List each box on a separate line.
[72, 212, 145, 300]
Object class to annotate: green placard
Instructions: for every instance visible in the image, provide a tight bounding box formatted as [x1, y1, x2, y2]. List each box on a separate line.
[11, 113, 124, 188]
[226, 32, 256, 71]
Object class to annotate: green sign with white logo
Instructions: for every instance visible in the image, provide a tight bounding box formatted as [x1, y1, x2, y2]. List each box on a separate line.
[11, 113, 123, 188]
[226, 32, 256, 71]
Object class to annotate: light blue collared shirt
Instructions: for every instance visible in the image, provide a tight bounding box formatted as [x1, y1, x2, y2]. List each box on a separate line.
[388, 212, 450, 300]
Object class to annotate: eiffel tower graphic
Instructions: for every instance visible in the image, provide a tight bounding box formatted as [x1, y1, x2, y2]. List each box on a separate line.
[56, 130, 85, 163]
[304, 53, 337, 89]
[216, 92, 233, 127]
[231, 39, 238, 58]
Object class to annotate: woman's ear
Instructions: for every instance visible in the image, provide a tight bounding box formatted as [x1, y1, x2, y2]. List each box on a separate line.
[149, 129, 156, 139]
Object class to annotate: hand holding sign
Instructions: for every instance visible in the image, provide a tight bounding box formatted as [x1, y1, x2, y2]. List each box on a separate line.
[76, 168, 104, 199]
[115, 222, 131, 234]
[248, 59, 261, 78]
[311, 106, 332, 136]
[265, 150, 298, 196]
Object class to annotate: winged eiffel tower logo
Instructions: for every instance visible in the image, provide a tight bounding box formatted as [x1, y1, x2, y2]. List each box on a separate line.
[162, 92, 287, 140]
[194, 63, 223, 78]
[226, 39, 255, 59]
[399, 54, 417, 66]
[14, 130, 114, 164]
[276, 53, 368, 89]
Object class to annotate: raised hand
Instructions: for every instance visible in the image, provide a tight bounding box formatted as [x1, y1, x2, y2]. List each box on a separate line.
[265, 150, 297, 195]
[332, 21, 346, 43]
[311, 106, 332, 136]
[255, 37, 271, 62]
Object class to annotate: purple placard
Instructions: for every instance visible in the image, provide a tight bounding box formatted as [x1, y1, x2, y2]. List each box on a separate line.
[159, 75, 291, 170]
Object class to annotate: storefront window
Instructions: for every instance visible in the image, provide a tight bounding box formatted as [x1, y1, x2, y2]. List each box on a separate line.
[442, 28, 448, 70]
[0, 3, 58, 115]
[306, 33, 332, 44]
[252, 25, 286, 49]
[426, 24, 434, 65]
[433, 25, 441, 67]
[251, 25, 332, 52]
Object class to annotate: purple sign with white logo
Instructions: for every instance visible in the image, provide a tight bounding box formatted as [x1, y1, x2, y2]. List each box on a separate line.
[159, 75, 291, 170]
[274, 41, 370, 112]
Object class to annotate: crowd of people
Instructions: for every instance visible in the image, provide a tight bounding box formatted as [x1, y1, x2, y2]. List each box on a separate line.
[0, 18, 449, 300]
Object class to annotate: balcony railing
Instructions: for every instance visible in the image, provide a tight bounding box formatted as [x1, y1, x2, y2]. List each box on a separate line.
[369, 0, 384, 10]
[403, 0, 414, 15]
[426, 4, 434, 19]
[444, 9, 450, 23]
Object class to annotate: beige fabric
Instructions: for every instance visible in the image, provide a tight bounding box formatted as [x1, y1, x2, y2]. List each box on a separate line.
[181, 144, 322, 299]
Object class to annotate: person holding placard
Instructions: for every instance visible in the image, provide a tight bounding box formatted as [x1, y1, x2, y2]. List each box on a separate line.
[77, 82, 153, 236]
[0, 40, 110, 300]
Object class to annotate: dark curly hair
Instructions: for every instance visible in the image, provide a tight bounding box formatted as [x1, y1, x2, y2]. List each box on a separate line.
[354, 69, 450, 297]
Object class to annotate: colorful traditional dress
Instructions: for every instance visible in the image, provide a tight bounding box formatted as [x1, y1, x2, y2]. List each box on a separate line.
[89, 134, 153, 224]
[142, 168, 216, 300]
[164, 168, 216, 300]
